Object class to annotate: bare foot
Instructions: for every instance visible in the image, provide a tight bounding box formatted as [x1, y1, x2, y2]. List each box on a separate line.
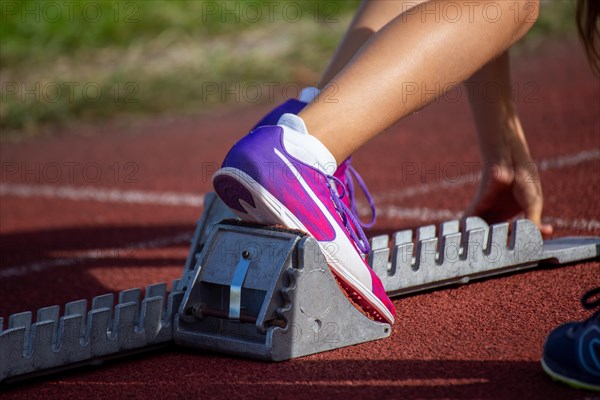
[464, 162, 554, 236]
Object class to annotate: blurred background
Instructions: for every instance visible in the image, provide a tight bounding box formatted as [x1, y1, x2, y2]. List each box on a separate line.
[0, 0, 578, 138]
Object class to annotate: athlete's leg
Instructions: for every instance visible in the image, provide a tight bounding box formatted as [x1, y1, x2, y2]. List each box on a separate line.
[318, 1, 549, 232]
[318, 0, 430, 87]
[300, 0, 540, 163]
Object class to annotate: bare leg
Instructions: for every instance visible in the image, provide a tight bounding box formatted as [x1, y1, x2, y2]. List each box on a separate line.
[463, 52, 553, 234]
[318, 0, 429, 87]
[300, 0, 539, 163]
[304, 0, 550, 232]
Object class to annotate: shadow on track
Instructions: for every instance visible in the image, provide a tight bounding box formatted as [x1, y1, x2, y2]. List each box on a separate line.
[2, 355, 583, 400]
[0, 224, 192, 316]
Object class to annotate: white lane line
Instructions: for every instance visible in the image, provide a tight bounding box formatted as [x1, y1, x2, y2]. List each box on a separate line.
[1, 150, 598, 207]
[544, 217, 600, 231]
[538, 149, 600, 170]
[374, 149, 600, 202]
[0, 184, 204, 207]
[0, 231, 193, 278]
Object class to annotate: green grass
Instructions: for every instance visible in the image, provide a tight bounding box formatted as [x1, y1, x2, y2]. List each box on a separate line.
[0, 0, 358, 65]
[0, 0, 579, 137]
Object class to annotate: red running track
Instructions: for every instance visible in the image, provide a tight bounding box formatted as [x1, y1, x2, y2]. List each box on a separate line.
[1, 39, 599, 399]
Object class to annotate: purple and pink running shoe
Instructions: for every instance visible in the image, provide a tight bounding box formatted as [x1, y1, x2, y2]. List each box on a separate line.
[213, 113, 395, 324]
[252, 88, 376, 229]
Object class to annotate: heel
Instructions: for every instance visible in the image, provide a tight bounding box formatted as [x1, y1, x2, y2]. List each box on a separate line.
[213, 172, 255, 215]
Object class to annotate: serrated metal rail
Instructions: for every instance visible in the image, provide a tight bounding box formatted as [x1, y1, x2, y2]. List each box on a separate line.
[0, 281, 184, 382]
[368, 217, 600, 297]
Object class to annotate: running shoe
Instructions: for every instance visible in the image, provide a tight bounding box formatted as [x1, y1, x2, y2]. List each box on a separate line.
[252, 87, 377, 228]
[213, 113, 395, 324]
[541, 287, 600, 391]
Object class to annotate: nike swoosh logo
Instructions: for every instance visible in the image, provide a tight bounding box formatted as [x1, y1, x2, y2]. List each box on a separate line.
[273, 148, 337, 242]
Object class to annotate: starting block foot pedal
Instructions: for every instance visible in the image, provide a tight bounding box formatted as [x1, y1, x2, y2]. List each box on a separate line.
[174, 221, 391, 361]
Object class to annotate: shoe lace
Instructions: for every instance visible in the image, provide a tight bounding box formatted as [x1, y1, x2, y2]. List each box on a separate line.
[582, 287, 600, 310]
[327, 174, 371, 254]
[577, 287, 600, 330]
[345, 164, 377, 229]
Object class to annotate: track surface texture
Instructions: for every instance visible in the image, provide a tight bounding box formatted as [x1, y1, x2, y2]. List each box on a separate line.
[1, 39, 599, 399]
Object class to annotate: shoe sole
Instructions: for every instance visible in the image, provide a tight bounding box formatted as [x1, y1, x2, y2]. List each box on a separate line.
[541, 357, 600, 392]
[213, 167, 394, 325]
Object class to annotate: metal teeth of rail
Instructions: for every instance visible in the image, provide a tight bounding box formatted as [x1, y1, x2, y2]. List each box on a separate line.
[1, 281, 184, 382]
[368, 217, 600, 297]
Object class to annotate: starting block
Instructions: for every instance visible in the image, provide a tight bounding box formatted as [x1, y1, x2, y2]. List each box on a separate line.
[1, 193, 598, 381]
[175, 220, 390, 361]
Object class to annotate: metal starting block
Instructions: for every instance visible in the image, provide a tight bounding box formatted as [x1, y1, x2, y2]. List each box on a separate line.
[2, 192, 599, 382]
[174, 221, 390, 361]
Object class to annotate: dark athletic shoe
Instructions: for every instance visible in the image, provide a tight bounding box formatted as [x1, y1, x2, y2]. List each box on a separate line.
[541, 287, 600, 391]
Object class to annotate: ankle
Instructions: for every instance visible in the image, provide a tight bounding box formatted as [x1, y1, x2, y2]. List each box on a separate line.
[278, 114, 338, 174]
